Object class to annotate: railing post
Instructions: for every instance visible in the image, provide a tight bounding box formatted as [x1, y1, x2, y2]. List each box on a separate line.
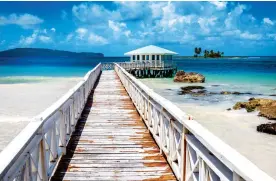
[23, 156, 32, 181]
[70, 102, 75, 132]
[159, 107, 164, 154]
[59, 109, 66, 155]
[50, 123, 58, 162]
[181, 126, 189, 181]
[38, 134, 48, 180]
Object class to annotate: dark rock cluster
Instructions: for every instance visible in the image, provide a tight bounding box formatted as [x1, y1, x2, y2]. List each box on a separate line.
[257, 123, 276, 135]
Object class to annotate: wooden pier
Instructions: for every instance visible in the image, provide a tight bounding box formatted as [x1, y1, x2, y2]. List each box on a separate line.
[0, 63, 275, 181]
[51, 71, 176, 180]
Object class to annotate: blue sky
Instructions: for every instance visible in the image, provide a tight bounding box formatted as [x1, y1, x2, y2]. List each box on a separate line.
[0, 1, 276, 56]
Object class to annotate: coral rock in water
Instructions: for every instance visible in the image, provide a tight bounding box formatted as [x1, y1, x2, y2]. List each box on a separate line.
[173, 70, 205, 83]
[179, 86, 206, 96]
[233, 98, 276, 120]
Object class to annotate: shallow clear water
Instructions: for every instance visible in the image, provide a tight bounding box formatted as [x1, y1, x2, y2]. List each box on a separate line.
[0, 56, 128, 83]
[174, 57, 276, 85]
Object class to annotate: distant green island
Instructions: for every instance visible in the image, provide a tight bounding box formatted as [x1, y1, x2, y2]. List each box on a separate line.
[0, 48, 104, 58]
[193, 47, 224, 58]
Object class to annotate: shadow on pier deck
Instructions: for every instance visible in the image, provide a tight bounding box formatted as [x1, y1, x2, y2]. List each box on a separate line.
[51, 71, 176, 180]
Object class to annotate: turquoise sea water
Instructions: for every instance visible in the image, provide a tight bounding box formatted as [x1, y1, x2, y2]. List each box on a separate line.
[0, 56, 275, 86]
[174, 57, 276, 85]
[0, 57, 127, 83]
[141, 57, 276, 106]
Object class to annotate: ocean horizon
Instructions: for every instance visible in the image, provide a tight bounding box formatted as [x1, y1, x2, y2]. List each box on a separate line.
[1, 56, 275, 85]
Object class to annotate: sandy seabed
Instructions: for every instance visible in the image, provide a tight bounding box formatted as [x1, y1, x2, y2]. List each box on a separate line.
[0, 77, 82, 151]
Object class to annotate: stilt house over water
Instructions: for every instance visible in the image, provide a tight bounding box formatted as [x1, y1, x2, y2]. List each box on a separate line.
[124, 45, 178, 67]
[122, 45, 178, 78]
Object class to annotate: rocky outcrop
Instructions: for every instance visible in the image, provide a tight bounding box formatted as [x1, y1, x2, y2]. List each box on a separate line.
[220, 91, 252, 95]
[178, 87, 258, 97]
[257, 123, 276, 135]
[179, 86, 206, 96]
[220, 91, 232, 95]
[173, 70, 205, 83]
[233, 98, 276, 120]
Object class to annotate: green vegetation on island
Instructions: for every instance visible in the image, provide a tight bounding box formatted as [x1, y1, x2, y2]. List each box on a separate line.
[194, 47, 224, 58]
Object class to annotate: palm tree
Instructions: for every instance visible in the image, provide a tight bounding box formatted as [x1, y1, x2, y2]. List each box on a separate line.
[198, 47, 202, 56]
[221, 52, 224, 57]
[194, 47, 198, 57]
[210, 50, 214, 57]
[204, 50, 207, 58]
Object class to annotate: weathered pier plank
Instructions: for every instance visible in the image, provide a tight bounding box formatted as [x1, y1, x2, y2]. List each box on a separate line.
[51, 71, 176, 181]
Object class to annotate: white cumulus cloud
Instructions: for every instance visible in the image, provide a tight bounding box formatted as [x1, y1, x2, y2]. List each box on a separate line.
[198, 16, 217, 34]
[72, 3, 121, 25]
[88, 32, 108, 45]
[76, 28, 88, 40]
[263, 18, 274, 26]
[19, 31, 38, 45]
[225, 4, 246, 29]
[240, 31, 262, 40]
[66, 33, 74, 42]
[39, 35, 52, 43]
[108, 20, 126, 32]
[0, 13, 43, 29]
[209, 1, 227, 10]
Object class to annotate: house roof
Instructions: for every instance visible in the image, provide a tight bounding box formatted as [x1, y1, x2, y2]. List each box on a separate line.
[124, 45, 178, 56]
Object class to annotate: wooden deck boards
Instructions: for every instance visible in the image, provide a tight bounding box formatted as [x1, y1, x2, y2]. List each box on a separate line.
[51, 71, 176, 181]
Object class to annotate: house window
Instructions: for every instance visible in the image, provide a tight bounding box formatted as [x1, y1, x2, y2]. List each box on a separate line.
[137, 55, 140, 60]
[152, 55, 155, 60]
[146, 55, 149, 60]
[156, 55, 160, 60]
[133, 55, 136, 60]
[142, 55, 145, 60]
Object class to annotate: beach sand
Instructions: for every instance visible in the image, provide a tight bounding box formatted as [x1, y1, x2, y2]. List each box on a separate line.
[0, 77, 82, 151]
[177, 103, 276, 179]
[141, 79, 276, 179]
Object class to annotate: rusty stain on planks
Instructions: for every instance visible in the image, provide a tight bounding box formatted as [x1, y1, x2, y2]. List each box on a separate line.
[51, 71, 176, 181]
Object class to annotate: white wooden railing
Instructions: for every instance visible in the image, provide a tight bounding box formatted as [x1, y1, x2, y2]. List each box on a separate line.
[0, 63, 102, 181]
[118, 61, 175, 69]
[102, 61, 176, 70]
[115, 63, 275, 181]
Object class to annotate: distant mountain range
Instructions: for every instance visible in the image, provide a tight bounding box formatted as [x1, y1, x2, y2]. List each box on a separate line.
[0, 48, 104, 58]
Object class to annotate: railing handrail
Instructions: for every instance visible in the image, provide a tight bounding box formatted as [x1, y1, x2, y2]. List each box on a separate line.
[102, 61, 176, 70]
[114, 63, 275, 181]
[0, 63, 102, 180]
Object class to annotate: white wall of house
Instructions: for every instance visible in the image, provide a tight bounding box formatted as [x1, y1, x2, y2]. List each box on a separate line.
[129, 54, 172, 67]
